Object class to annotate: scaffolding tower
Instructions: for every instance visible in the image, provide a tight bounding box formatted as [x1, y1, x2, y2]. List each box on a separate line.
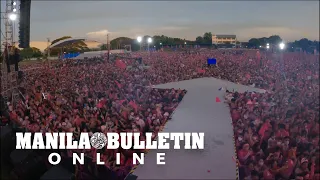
[1, 0, 20, 106]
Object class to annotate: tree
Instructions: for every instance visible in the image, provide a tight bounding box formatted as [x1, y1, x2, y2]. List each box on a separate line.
[247, 35, 282, 48]
[195, 36, 204, 44]
[20, 47, 43, 60]
[313, 40, 319, 52]
[258, 37, 268, 45]
[203, 32, 212, 44]
[291, 38, 319, 53]
[248, 38, 260, 48]
[268, 35, 282, 45]
[100, 44, 108, 50]
[110, 37, 135, 50]
[31, 47, 43, 58]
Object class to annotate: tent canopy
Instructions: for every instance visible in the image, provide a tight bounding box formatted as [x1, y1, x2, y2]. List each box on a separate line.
[49, 37, 100, 48]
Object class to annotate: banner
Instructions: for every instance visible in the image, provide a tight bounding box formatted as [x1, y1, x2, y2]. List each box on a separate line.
[197, 68, 205, 74]
[116, 60, 127, 69]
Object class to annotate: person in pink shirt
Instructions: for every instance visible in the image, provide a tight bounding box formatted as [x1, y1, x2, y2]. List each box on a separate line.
[238, 143, 252, 164]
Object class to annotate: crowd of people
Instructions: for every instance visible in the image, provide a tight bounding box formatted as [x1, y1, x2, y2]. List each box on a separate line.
[1, 49, 319, 180]
[225, 52, 319, 179]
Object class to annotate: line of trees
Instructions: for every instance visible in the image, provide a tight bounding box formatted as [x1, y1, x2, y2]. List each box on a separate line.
[0, 34, 318, 63]
[247, 35, 319, 53]
[248, 35, 282, 48]
[287, 38, 319, 53]
[100, 32, 215, 51]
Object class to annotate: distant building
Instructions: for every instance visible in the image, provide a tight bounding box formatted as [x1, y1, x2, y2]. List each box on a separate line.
[212, 35, 237, 46]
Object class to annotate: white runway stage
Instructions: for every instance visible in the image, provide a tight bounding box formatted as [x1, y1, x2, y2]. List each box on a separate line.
[133, 77, 265, 179]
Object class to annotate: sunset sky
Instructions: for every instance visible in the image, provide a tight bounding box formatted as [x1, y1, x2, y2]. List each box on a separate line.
[1, 1, 319, 50]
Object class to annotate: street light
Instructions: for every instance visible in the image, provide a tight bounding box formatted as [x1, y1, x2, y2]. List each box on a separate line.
[137, 36, 142, 43]
[266, 45, 270, 49]
[184, 42, 187, 45]
[9, 13, 17, 21]
[160, 42, 162, 45]
[147, 37, 152, 51]
[137, 36, 142, 51]
[279, 42, 285, 50]
[13, 1, 16, 5]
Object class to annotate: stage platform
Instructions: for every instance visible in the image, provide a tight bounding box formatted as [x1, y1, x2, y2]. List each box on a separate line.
[133, 77, 265, 179]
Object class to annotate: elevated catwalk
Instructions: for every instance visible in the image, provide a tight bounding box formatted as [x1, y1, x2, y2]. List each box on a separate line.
[133, 77, 265, 179]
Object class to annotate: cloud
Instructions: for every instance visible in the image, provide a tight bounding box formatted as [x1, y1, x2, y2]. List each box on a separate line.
[157, 26, 187, 31]
[93, 26, 190, 40]
[86, 30, 109, 38]
[85, 29, 123, 42]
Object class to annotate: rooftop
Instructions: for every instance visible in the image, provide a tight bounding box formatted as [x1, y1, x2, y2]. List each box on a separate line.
[213, 35, 237, 39]
[48, 37, 102, 49]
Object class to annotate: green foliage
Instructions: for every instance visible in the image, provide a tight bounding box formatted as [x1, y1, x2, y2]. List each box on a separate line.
[268, 35, 282, 45]
[288, 38, 319, 53]
[196, 36, 204, 44]
[100, 44, 108, 50]
[248, 35, 282, 48]
[110, 37, 134, 50]
[203, 32, 212, 44]
[20, 47, 43, 59]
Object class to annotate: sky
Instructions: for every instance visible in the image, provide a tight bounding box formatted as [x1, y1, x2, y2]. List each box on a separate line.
[1, 1, 319, 50]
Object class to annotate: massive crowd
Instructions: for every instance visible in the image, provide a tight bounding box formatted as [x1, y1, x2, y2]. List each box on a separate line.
[225, 52, 319, 180]
[1, 49, 319, 180]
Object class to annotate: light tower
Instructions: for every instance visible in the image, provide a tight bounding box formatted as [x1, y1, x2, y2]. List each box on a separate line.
[147, 37, 152, 51]
[2, 0, 16, 71]
[1, 0, 18, 98]
[107, 34, 110, 60]
[137, 36, 142, 51]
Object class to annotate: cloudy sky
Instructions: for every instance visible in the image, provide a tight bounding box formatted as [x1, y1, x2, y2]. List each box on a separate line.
[1, 1, 319, 50]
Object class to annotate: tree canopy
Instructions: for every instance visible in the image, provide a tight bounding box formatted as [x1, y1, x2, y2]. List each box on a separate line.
[248, 35, 282, 48]
[39, 34, 319, 53]
[203, 32, 212, 44]
[287, 38, 319, 53]
[20, 47, 43, 59]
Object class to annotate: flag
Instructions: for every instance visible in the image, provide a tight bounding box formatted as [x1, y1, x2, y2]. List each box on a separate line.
[216, 97, 221, 103]
[116, 60, 127, 69]
[129, 101, 138, 112]
[115, 80, 122, 88]
[197, 68, 205, 74]
[118, 99, 126, 104]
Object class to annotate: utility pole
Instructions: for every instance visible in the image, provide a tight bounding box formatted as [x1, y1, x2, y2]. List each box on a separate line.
[47, 38, 51, 67]
[107, 33, 110, 61]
